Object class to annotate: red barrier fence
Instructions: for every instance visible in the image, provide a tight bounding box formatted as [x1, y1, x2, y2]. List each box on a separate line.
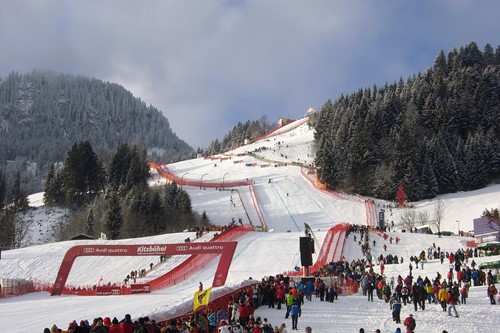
[364, 199, 377, 227]
[150, 162, 266, 229]
[283, 223, 358, 294]
[150, 162, 252, 188]
[248, 185, 266, 229]
[50, 225, 254, 296]
[284, 223, 349, 275]
[149, 225, 253, 292]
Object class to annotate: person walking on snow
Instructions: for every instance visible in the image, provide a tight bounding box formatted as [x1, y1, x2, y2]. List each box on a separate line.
[403, 314, 416, 333]
[290, 299, 300, 330]
[438, 285, 448, 312]
[305, 280, 314, 301]
[460, 283, 469, 304]
[447, 288, 459, 317]
[390, 295, 402, 324]
[487, 284, 498, 304]
[284, 291, 295, 318]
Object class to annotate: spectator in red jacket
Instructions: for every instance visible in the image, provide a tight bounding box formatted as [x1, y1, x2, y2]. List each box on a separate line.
[108, 318, 121, 333]
[120, 314, 134, 333]
[487, 284, 498, 304]
[447, 288, 459, 317]
[403, 314, 416, 333]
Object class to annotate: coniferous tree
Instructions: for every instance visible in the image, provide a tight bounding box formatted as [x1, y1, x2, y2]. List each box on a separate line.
[105, 192, 123, 240]
[149, 191, 165, 233]
[0, 169, 6, 209]
[79, 141, 106, 199]
[313, 42, 500, 200]
[62, 143, 82, 206]
[61, 141, 105, 206]
[125, 146, 150, 189]
[0, 70, 193, 194]
[483, 44, 495, 66]
[176, 190, 192, 214]
[0, 209, 15, 248]
[84, 207, 96, 237]
[421, 159, 439, 199]
[163, 182, 179, 209]
[11, 171, 28, 212]
[43, 163, 56, 205]
[108, 143, 133, 191]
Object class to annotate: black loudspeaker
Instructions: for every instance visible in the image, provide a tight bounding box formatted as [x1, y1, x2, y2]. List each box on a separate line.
[300, 237, 313, 267]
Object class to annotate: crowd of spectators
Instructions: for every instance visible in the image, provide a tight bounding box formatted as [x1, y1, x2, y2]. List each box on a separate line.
[43, 223, 499, 333]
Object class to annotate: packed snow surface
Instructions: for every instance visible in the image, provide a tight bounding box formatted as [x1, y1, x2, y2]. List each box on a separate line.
[1, 118, 499, 332]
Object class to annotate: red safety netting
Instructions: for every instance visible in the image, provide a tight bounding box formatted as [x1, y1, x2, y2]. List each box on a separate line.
[283, 223, 358, 294]
[148, 225, 254, 292]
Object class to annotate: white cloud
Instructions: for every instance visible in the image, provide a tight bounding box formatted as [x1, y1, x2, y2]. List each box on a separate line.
[1, 0, 499, 147]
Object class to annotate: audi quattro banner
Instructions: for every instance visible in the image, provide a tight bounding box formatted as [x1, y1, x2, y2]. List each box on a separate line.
[96, 286, 121, 296]
[130, 284, 151, 294]
[77, 243, 232, 256]
[51, 242, 238, 296]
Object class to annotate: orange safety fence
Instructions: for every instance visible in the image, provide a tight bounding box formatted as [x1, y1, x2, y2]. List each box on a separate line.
[150, 162, 252, 188]
[466, 240, 477, 248]
[300, 167, 344, 200]
[150, 162, 265, 229]
[364, 199, 377, 227]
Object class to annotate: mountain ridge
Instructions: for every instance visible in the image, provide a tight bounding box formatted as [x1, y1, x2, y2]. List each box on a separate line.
[0, 70, 193, 193]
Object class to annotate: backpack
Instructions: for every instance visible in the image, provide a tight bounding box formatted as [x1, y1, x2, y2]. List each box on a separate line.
[409, 319, 416, 330]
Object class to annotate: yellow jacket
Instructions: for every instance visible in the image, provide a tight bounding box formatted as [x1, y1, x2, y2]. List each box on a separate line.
[438, 288, 448, 301]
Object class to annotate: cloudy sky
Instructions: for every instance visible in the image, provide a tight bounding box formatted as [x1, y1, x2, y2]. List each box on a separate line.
[1, 1, 499, 148]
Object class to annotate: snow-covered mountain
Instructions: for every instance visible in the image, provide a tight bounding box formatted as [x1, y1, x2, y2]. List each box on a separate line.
[1, 117, 499, 332]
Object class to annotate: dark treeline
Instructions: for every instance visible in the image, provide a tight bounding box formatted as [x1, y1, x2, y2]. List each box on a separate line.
[0, 141, 204, 247]
[0, 70, 193, 196]
[48, 141, 199, 240]
[314, 42, 500, 201]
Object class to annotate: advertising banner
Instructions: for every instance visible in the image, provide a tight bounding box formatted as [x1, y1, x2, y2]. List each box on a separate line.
[130, 284, 151, 294]
[51, 241, 237, 296]
[95, 286, 121, 296]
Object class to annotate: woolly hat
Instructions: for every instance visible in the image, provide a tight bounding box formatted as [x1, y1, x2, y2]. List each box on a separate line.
[103, 317, 111, 326]
[51, 324, 58, 333]
[112, 317, 119, 325]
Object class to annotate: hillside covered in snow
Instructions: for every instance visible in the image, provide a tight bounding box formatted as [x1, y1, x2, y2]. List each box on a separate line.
[1, 117, 499, 332]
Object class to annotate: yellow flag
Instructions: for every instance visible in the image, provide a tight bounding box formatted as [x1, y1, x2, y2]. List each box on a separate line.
[194, 287, 212, 311]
